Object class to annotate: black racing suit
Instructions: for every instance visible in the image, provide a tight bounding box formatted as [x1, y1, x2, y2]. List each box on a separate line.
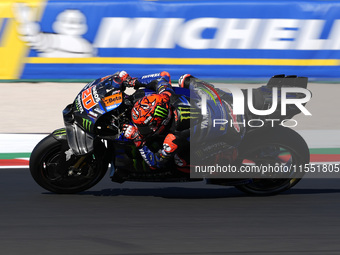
[132, 72, 245, 171]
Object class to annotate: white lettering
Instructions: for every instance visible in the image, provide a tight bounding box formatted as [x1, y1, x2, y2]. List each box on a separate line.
[260, 19, 299, 50]
[178, 18, 219, 49]
[215, 19, 260, 49]
[281, 119, 298, 127]
[296, 20, 326, 50]
[94, 17, 340, 51]
[213, 119, 228, 127]
[213, 118, 299, 128]
[247, 87, 278, 116]
[155, 18, 184, 48]
[281, 87, 312, 116]
[94, 18, 157, 48]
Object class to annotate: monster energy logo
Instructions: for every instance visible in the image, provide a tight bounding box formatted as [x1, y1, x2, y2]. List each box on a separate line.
[53, 128, 66, 136]
[154, 106, 168, 118]
[178, 106, 201, 120]
[82, 118, 92, 131]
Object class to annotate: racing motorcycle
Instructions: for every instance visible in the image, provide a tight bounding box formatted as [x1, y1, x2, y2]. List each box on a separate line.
[29, 74, 310, 196]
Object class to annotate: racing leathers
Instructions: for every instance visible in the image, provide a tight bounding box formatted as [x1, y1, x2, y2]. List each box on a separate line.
[122, 71, 245, 171]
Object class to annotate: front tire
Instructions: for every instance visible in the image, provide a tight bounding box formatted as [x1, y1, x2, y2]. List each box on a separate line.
[29, 134, 108, 194]
[235, 126, 309, 196]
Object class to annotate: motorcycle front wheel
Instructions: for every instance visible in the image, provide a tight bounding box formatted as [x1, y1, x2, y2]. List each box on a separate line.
[29, 134, 108, 194]
[235, 126, 310, 196]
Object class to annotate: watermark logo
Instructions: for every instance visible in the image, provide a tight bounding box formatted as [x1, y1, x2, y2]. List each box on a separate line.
[199, 84, 312, 128]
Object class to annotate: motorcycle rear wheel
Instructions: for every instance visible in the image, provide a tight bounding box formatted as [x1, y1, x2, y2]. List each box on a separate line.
[235, 126, 309, 196]
[30, 134, 108, 194]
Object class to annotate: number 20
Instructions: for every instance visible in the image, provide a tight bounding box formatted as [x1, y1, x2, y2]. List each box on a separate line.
[82, 87, 96, 110]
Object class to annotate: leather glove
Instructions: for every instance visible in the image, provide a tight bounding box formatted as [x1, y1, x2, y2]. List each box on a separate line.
[118, 71, 130, 82]
[113, 70, 131, 84]
[123, 78, 141, 88]
[122, 124, 144, 147]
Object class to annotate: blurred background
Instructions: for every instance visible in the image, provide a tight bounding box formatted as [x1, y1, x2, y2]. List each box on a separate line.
[1, 2, 340, 253]
[0, 0, 339, 135]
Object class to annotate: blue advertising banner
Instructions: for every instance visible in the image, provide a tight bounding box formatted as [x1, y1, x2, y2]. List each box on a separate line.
[2, 0, 340, 80]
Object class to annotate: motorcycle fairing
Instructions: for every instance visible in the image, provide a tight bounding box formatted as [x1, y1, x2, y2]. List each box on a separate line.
[63, 104, 95, 155]
[72, 76, 124, 132]
[52, 128, 67, 141]
[63, 76, 124, 155]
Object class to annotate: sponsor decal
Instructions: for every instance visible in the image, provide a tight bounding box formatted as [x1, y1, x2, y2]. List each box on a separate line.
[3, 1, 340, 80]
[75, 95, 84, 113]
[153, 105, 168, 118]
[141, 73, 160, 79]
[102, 92, 123, 111]
[92, 86, 100, 103]
[144, 116, 153, 124]
[88, 111, 98, 119]
[94, 17, 340, 51]
[14, 4, 95, 58]
[94, 108, 105, 115]
[53, 129, 67, 137]
[82, 86, 97, 110]
[138, 147, 153, 167]
[82, 118, 92, 131]
[177, 106, 200, 121]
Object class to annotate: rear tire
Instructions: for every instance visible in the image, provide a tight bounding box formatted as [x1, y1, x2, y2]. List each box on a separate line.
[235, 126, 309, 196]
[29, 134, 108, 194]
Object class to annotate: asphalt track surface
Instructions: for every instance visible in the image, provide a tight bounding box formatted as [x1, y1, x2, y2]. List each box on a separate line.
[1, 168, 340, 255]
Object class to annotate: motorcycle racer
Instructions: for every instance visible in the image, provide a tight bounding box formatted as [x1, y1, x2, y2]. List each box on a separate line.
[113, 70, 245, 171]
[29, 70, 309, 195]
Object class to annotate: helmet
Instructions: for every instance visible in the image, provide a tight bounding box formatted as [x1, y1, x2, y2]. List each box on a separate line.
[131, 94, 171, 137]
